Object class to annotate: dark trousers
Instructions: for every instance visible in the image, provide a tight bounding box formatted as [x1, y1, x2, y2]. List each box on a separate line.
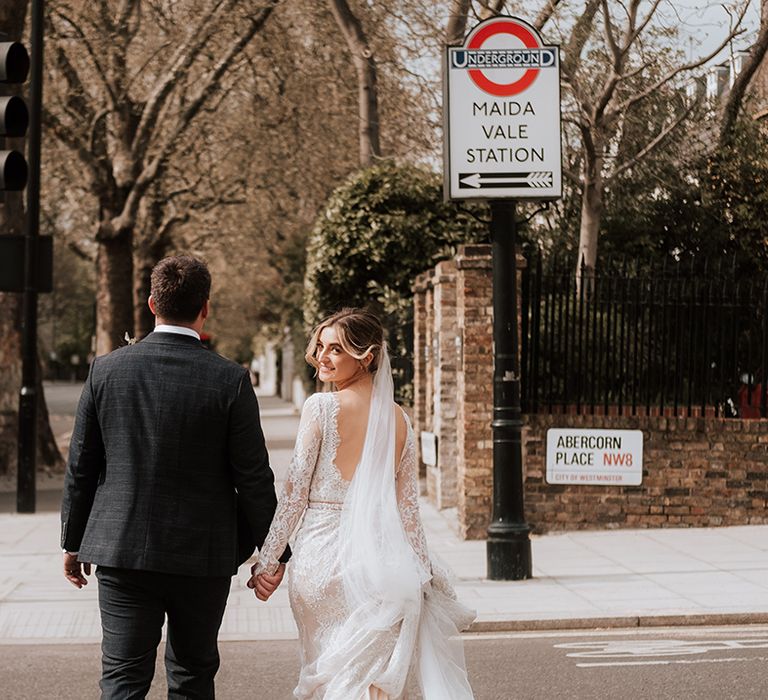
[96, 566, 231, 700]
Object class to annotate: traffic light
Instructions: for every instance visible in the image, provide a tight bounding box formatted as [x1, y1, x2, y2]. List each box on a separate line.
[1, 38, 51, 294]
[1, 40, 30, 193]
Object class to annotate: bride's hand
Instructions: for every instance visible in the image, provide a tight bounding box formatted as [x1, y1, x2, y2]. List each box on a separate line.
[248, 563, 286, 601]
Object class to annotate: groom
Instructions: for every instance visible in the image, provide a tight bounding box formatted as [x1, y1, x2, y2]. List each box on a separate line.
[60, 255, 287, 699]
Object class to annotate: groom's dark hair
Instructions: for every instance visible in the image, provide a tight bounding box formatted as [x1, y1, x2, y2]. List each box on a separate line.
[150, 255, 211, 323]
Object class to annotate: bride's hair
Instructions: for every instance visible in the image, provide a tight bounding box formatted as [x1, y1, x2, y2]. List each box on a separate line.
[305, 308, 384, 373]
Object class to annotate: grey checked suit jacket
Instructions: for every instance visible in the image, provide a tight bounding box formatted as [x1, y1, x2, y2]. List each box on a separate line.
[60, 331, 283, 577]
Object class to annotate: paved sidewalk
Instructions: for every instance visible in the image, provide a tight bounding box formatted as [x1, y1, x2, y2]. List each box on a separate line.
[2, 394, 768, 644]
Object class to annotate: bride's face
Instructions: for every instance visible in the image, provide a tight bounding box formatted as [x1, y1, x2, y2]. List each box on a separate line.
[316, 325, 360, 384]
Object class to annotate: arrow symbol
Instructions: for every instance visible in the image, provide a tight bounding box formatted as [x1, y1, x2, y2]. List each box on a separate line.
[459, 171, 553, 189]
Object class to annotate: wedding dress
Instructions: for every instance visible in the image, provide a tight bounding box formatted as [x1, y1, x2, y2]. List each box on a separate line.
[253, 349, 475, 700]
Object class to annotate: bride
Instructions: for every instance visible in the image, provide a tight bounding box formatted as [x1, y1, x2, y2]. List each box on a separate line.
[248, 308, 475, 699]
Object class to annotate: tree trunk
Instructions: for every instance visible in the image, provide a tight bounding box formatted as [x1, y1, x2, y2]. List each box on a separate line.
[133, 237, 171, 340]
[327, 0, 381, 167]
[577, 153, 604, 284]
[95, 230, 135, 355]
[133, 254, 155, 341]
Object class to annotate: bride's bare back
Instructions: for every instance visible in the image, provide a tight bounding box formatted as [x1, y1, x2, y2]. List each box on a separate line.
[333, 388, 407, 481]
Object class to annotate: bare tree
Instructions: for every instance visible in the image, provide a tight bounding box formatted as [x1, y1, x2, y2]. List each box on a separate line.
[562, 0, 751, 277]
[45, 0, 280, 354]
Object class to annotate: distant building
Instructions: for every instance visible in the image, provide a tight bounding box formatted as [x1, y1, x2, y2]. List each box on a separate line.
[702, 45, 768, 120]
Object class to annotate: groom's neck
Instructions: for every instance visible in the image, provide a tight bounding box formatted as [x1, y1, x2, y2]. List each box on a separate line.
[155, 315, 205, 335]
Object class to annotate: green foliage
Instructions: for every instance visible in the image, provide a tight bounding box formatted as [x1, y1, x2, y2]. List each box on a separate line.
[600, 115, 768, 272]
[704, 118, 768, 272]
[304, 161, 488, 401]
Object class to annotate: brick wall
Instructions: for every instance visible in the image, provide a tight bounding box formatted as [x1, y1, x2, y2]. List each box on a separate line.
[455, 245, 494, 539]
[413, 242, 768, 539]
[524, 413, 768, 532]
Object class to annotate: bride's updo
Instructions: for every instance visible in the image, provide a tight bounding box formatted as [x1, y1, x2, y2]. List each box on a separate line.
[305, 308, 384, 373]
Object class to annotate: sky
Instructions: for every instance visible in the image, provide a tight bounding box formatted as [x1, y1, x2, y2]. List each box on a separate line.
[667, 1, 761, 63]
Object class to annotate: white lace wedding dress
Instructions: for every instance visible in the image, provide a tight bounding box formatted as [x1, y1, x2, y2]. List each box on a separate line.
[254, 358, 474, 699]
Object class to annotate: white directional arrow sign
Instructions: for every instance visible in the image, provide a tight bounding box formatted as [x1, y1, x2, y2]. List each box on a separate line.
[459, 171, 553, 189]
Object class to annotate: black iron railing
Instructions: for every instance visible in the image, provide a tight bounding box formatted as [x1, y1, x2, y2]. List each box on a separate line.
[521, 254, 768, 418]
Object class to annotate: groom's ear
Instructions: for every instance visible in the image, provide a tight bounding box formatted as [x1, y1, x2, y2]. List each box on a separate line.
[148, 295, 156, 316]
[201, 299, 210, 320]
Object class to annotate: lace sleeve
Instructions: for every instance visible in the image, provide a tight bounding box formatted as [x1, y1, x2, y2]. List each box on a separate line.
[253, 394, 323, 576]
[395, 424, 431, 574]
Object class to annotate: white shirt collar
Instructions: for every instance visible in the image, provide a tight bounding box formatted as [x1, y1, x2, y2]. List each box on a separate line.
[154, 324, 201, 340]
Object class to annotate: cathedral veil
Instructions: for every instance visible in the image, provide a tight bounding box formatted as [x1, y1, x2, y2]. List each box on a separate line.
[308, 344, 474, 699]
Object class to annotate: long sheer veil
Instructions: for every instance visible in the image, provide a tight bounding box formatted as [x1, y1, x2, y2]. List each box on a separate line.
[308, 345, 474, 699]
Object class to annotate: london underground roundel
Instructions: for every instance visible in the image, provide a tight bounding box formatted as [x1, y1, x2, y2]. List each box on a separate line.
[465, 19, 543, 97]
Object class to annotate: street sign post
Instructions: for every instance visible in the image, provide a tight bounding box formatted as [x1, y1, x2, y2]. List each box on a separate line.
[443, 16, 562, 581]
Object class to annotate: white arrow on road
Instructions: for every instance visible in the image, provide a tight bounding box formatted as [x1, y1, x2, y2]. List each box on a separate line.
[459, 171, 553, 189]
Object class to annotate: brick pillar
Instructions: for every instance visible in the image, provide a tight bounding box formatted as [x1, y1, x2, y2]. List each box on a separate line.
[428, 260, 459, 509]
[455, 244, 527, 539]
[456, 244, 494, 539]
[411, 272, 430, 478]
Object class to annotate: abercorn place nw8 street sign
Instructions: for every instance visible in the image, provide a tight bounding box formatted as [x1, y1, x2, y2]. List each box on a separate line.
[444, 16, 562, 201]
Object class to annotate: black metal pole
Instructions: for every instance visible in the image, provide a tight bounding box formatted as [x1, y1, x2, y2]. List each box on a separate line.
[487, 200, 532, 581]
[17, 0, 45, 514]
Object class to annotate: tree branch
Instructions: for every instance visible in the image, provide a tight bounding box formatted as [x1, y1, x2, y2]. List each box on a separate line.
[66, 239, 95, 263]
[42, 106, 100, 181]
[533, 0, 563, 32]
[610, 100, 696, 179]
[561, 0, 601, 81]
[128, 2, 279, 225]
[446, 0, 471, 44]
[50, 8, 118, 109]
[131, 0, 238, 163]
[612, 2, 750, 117]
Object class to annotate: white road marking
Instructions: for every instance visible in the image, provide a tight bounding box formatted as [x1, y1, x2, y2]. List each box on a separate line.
[556, 638, 768, 658]
[462, 625, 768, 641]
[577, 655, 768, 668]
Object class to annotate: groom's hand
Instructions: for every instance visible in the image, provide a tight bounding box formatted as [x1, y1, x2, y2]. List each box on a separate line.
[63, 552, 91, 588]
[248, 563, 285, 601]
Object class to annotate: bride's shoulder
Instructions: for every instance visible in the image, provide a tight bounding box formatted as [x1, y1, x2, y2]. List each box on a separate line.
[301, 391, 332, 417]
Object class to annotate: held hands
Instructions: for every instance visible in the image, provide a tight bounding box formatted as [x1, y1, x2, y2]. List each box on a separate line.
[247, 563, 285, 601]
[63, 552, 91, 588]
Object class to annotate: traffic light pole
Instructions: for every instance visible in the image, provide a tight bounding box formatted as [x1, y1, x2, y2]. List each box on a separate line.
[17, 0, 45, 513]
[486, 200, 532, 580]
